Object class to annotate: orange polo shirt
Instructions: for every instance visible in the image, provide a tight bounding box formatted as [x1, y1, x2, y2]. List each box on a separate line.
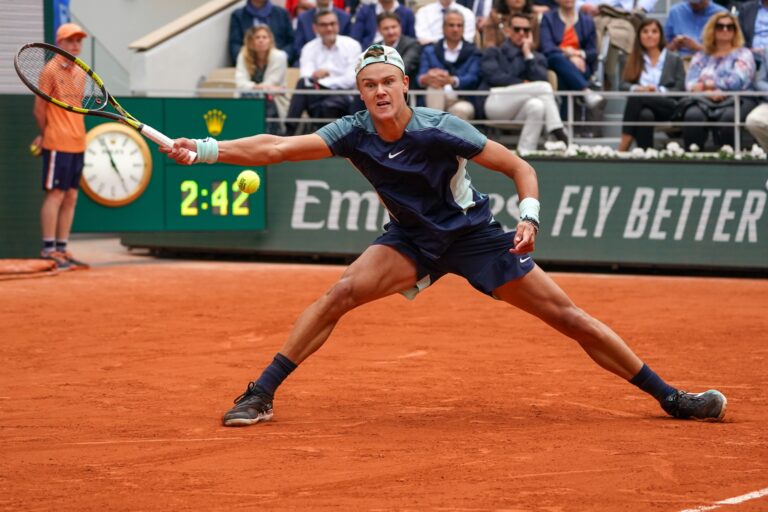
[560, 25, 580, 51]
[39, 56, 86, 153]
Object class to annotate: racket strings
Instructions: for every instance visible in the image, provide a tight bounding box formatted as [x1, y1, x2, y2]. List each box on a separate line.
[17, 46, 106, 110]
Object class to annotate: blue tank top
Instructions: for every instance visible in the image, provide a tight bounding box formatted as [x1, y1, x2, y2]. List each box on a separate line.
[316, 107, 491, 259]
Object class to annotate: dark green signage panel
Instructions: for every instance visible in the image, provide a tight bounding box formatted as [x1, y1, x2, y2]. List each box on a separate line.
[163, 98, 264, 160]
[75, 98, 166, 232]
[165, 165, 265, 231]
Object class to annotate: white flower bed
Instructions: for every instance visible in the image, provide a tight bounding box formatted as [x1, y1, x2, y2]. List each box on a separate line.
[531, 141, 768, 161]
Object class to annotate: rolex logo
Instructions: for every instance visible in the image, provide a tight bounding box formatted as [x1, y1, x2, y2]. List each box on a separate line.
[204, 109, 227, 136]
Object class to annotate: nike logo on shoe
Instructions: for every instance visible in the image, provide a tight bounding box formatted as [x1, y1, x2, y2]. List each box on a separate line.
[388, 149, 405, 159]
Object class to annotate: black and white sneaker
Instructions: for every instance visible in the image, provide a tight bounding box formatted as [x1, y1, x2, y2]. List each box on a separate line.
[662, 390, 727, 421]
[222, 382, 273, 427]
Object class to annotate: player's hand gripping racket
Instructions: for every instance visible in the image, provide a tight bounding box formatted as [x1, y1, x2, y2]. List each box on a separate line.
[14, 42, 196, 164]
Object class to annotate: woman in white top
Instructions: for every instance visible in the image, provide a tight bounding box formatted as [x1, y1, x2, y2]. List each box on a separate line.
[618, 19, 685, 151]
[236, 26, 289, 134]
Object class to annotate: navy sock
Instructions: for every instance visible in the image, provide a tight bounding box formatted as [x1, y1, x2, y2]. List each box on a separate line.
[42, 239, 56, 255]
[630, 363, 677, 402]
[56, 240, 68, 253]
[254, 353, 297, 397]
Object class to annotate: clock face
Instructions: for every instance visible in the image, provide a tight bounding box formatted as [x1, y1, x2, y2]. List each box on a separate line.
[82, 123, 152, 207]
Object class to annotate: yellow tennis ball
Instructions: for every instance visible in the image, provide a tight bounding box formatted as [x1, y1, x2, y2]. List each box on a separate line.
[29, 144, 42, 157]
[236, 170, 260, 194]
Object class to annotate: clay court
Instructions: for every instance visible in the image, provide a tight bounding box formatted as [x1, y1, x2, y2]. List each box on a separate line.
[1, 239, 767, 511]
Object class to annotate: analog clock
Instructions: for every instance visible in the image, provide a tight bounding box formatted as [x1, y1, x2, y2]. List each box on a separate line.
[82, 123, 152, 207]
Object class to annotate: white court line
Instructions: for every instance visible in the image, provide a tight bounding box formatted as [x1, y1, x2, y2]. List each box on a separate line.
[64, 437, 245, 446]
[679, 487, 768, 512]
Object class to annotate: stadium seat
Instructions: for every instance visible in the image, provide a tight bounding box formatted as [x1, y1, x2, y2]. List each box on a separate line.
[198, 67, 237, 98]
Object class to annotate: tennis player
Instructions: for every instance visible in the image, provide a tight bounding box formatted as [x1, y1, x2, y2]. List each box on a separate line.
[32, 23, 90, 270]
[162, 45, 727, 426]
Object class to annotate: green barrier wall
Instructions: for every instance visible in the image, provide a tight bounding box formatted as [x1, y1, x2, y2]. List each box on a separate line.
[121, 158, 768, 271]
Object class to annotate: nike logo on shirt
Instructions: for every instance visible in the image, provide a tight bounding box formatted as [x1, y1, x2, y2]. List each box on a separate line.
[388, 149, 405, 159]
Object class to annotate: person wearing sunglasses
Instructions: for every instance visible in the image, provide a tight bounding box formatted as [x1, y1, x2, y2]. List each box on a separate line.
[678, 13, 757, 149]
[480, 13, 569, 152]
[665, 0, 726, 57]
[617, 19, 685, 151]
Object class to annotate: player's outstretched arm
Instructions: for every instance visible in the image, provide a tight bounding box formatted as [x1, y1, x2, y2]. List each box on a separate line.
[161, 133, 332, 166]
[472, 139, 540, 254]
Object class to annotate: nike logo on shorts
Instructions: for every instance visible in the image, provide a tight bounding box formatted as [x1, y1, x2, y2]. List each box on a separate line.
[520, 256, 531, 263]
[388, 149, 405, 159]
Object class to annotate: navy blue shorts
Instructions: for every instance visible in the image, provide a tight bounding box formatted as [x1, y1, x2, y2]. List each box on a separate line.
[373, 221, 535, 299]
[41, 149, 84, 191]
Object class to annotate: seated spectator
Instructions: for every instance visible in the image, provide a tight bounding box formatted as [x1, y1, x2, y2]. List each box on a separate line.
[294, 0, 351, 60]
[235, 26, 289, 135]
[286, 0, 345, 19]
[229, 0, 296, 66]
[540, 0, 605, 110]
[416, 0, 477, 44]
[351, 0, 416, 48]
[679, 13, 757, 149]
[746, 49, 768, 149]
[618, 19, 685, 150]
[482, 0, 539, 48]
[286, 11, 361, 134]
[665, 0, 726, 57]
[379, 12, 422, 83]
[481, 13, 569, 152]
[737, 0, 768, 54]
[417, 9, 481, 119]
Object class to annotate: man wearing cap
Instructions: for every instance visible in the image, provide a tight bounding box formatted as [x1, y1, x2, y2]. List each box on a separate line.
[31, 23, 90, 271]
[161, 44, 730, 428]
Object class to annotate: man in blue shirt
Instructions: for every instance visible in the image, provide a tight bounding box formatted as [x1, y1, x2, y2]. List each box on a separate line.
[738, 0, 768, 53]
[665, 0, 726, 56]
[162, 45, 728, 427]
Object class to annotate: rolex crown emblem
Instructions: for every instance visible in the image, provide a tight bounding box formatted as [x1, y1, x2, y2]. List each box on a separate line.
[204, 109, 227, 137]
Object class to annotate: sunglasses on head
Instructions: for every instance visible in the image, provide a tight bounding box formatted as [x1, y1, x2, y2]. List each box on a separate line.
[715, 22, 735, 31]
[511, 26, 532, 33]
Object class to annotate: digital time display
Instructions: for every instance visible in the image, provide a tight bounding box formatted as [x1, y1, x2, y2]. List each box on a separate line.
[180, 180, 250, 217]
[165, 166, 266, 231]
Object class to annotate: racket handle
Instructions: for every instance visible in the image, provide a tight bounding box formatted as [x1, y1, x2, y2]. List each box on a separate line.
[140, 124, 197, 164]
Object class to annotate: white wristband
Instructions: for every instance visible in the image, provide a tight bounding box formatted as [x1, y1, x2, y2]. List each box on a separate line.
[194, 137, 219, 164]
[519, 197, 540, 224]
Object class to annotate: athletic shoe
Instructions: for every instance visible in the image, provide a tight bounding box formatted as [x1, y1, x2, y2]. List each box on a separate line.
[584, 91, 606, 110]
[222, 382, 273, 427]
[63, 252, 90, 270]
[662, 390, 727, 421]
[41, 251, 72, 271]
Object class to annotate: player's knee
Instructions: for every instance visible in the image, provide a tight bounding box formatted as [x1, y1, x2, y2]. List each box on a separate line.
[557, 305, 592, 336]
[322, 278, 360, 317]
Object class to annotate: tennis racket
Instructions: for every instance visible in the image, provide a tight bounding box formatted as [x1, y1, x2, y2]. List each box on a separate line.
[14, 42, 196, 163]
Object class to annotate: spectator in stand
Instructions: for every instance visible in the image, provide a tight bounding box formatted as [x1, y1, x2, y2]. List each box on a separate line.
[481, 13, 569, 152]
[482, 0, 539, 49]
[292, 0, 316, 29]
[665, 0, 726, 57]
[351, 0, 416, 48]
[294, 0, 351, 59]
[746, 49, 768, 149]
[680, 13, 756, 149]
[229, 0, 295, 66]
[540, 0, 605, 110]
[235, 26, 290, 135]
[286, 0, 345, 19]
[286, 10, 361, 134]
[737, 0, 768, 56]
[379, 12, 422, 83]
[618, 19, 686, 151]
[417, 9, 481, 120]
[416, 0, 477, 44]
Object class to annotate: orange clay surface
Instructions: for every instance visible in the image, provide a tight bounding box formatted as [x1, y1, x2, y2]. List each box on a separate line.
[1, 238, 767, 512]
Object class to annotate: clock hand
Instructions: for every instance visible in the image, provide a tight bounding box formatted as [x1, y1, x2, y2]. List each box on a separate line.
[99, 138, 130, 194]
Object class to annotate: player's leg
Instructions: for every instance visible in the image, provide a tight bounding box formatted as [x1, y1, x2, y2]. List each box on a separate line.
[222, 244, 418, 426]
[493, 266, 727, 420]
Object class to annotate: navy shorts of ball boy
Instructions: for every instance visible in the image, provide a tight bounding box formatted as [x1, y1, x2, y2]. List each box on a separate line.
[41, 149, 84, 191]
[374, 220, 536, 300]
